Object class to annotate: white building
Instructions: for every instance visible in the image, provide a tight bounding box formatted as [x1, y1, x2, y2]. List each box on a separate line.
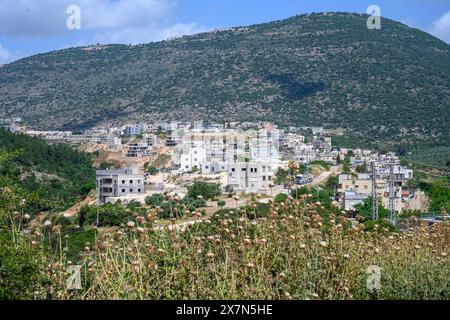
[180, 141, 207, 172]
[227, 160, 276, 194]
[96, 167, 145, 204]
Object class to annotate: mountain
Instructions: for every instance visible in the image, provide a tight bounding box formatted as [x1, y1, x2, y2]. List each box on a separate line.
[0, 12, 449, 149]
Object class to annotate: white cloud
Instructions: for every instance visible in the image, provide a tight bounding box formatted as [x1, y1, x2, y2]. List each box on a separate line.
[0, 0, 203, 40]
[430, 11, 450, 43]
[0, 43, 11, 63]
[86, 22, 209, 45]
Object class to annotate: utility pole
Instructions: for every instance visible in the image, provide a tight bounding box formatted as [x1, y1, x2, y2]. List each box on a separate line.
[371, 161, 378, 220]
[389, 162, 396, 225]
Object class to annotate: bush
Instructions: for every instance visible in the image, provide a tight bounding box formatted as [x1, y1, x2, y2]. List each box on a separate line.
[80, 204, 133, 227]
[0, 241, 49, 300]
[187, 181, 221, 200]
[224, 185, 235, 197]
[145, 193, 165, 207]
[144, 164, 158, 175]
[310, 160, 331, 171]
[274, 193, 288, 203]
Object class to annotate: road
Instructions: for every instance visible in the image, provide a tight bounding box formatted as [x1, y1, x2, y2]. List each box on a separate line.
[311, 165, 341, 187]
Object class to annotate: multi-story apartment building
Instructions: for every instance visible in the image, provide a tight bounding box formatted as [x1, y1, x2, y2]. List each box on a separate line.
[143, 134, 158, 147]
[180, 141, 207, 172]
[126, 142, 151, 158]
[338, 163, 416, 212]
[338, 173, 373, 195]
[96, 167, 145, 204]
[227, 161, 275, 194]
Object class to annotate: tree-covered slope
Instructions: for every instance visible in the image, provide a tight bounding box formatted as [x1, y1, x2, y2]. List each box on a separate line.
[0, 12, 449, 148]
[0, 129, 95, 213]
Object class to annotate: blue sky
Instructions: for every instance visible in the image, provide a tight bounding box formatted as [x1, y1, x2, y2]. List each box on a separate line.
[0, 0, 449, 64]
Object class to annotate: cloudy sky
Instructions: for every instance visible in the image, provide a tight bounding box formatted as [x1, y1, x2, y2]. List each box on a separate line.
[0, 0, 449, 64]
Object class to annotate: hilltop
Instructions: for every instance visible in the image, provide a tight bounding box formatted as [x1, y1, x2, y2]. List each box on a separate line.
[0, 12, 449, 149]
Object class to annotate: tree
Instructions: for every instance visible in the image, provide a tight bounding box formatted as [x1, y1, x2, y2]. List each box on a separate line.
[274, 193, 288, 203]
[187, 181, 221, 200]
[325, 175, 339, 191]
[217, 200, 226, 209]
[144, 164, 158, 175]
[396, 142, 409, 156]
[355, 164, 367, 173]
[145, 193, 165, 207]
[274, 168, 289, 185]
[405, 178, 419, 190]
[354, 197, 390, 221]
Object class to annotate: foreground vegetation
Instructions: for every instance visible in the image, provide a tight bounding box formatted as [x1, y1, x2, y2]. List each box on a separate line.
[1, 186, 448, 300]
[0, 132, 448, 300]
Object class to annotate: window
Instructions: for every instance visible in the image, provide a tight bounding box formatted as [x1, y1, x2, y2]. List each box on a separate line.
[129, 189, 133, 192]
[241, 168, 247, 171]
[122, 180, 125, 184]
[130, 180, 133, 184]
[268, 176, 272, 181]
[138, 189, 141, 192]
[122, 189, 125, 193]
[262, 176, 266, 181]
[231, 168, 235, 172]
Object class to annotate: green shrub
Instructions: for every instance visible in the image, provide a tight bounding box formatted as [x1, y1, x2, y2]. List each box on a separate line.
[145, 193, 165, 207]
[187, 181, 221, 200]
[274, 193, 288, 203]
[0, 241, 49, 300]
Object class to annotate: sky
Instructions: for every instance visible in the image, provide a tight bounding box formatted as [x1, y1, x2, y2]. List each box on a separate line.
[0, 0, 449, 64]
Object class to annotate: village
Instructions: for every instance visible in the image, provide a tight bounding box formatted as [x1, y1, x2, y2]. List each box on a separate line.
[2, 118, 430, 226]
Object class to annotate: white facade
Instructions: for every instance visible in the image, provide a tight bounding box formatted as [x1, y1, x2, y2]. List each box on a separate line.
[227, 161, 275, 194]
[96, 167, 145, 204]
[180, 142, 207, 172]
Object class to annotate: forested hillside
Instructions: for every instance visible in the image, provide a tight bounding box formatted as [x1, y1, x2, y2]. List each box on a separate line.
[0, 129, 95, 213]
[0, 12, 449, 150]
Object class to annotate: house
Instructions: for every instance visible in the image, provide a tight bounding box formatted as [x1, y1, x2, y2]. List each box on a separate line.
[96, 167, 145, 204]
[180, 142, 207, 172]
[338, 173, 372, 195]
[126, 142, 151, 158]
[227, 160, 275, 194]
[124, 124, 143, 136]
[343, 191, 368, 210]
[143, 134, 158, 147]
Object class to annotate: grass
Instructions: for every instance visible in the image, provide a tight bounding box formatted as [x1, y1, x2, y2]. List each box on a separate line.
[405, 146, 450, 169]
[32, 196, 449, 300]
